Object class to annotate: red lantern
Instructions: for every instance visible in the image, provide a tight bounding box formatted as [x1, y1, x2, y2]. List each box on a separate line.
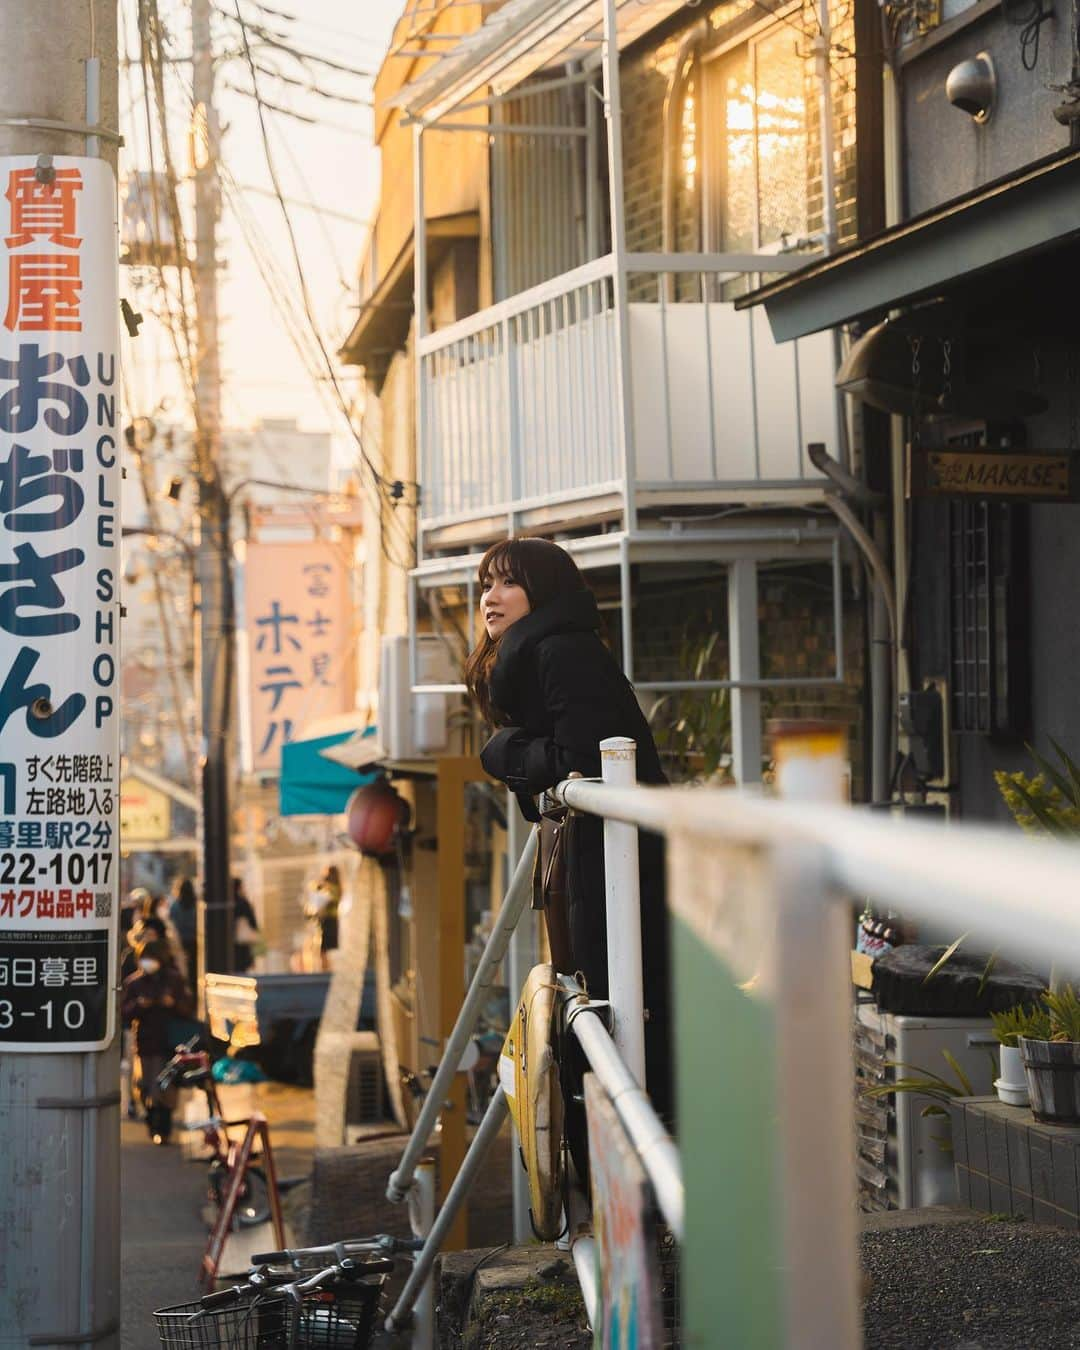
[346, 779, 409, 857]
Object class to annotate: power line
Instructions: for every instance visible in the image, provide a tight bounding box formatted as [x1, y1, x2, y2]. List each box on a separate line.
[215, 7, 378, 78]
[231, 0, 417, 569]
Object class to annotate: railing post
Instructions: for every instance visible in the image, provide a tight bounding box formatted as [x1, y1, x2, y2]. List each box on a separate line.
[505, 794, 538, 1243]
[771, 723, 859, 1348]
[728, 558, 762, 786]
[600, 736, 645, 1087]
[408, 1158, 436, 1350]
[600, 0, 638, 533]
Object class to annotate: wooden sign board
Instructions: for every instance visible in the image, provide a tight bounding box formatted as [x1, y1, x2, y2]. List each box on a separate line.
[585, 1073, 664, 1350]
[907, 448, 1078, 501]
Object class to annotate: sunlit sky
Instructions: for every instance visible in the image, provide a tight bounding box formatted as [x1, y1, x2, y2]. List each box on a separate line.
[119, 0, 401, 453]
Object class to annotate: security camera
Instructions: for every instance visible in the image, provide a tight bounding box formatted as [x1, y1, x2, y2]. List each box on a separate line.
[946, 52, 996, 123]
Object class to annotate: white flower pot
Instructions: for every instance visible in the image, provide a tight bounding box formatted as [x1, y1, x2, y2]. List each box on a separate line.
[994, 1043, 1029, 1106]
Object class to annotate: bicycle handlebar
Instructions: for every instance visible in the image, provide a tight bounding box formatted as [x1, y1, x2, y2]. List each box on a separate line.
[250, 1234, 421, 1266]
[199, 1286, 243, 1311]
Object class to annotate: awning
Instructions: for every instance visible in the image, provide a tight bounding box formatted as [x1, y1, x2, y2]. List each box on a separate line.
[279, 728, 379, 818]
[338, 211, 480, 385]
[392, 0, 686, 123]
[737, 148, 1080, 343]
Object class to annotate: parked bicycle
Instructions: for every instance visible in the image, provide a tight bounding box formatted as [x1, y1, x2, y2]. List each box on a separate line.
[157, 1037, 272, 1228]
[154, 1234, 423, 1349]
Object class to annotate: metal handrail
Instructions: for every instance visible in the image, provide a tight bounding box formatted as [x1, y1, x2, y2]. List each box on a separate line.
[386, 829, 537, 1204]
[416, 248, 817, 356]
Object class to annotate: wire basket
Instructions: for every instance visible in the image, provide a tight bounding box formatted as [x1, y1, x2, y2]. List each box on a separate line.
[155, 1279, 383, 1350]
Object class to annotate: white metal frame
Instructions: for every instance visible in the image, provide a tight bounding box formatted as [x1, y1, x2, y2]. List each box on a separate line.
[382, 730, 1080, 1346]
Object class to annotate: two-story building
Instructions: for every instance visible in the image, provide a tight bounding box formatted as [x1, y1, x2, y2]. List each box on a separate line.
[345, 0, 894, 802]
[745, 0, 1080, 823]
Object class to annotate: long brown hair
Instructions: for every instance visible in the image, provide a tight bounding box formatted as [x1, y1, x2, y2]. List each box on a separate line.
[464, 537, 589, 723]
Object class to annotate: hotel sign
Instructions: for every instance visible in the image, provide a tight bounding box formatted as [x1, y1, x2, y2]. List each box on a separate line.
[908, 448, 1077, 500]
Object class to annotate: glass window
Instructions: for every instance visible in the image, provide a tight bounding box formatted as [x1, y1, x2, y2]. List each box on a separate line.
[704, 25, 808, 257]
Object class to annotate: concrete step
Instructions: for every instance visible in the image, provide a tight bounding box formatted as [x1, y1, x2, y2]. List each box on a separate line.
[438, 1245, 590, 1349]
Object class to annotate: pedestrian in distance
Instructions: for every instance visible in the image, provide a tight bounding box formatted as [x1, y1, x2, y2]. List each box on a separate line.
[465, 536, 673, 1172]
[168, 875, 199, 993]
[119, 938, 195, 1145]
[232, 876, 260, 974]
[127, 888, 188, 983]
[303, 864, 341, 971]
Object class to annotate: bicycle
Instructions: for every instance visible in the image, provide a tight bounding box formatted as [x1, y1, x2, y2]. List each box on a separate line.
[157, 1037, 272, 1228]
[154, 1235, 422, 1349]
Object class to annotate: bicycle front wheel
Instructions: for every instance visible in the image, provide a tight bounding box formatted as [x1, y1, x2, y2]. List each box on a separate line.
[209, 1161, 273, 1228]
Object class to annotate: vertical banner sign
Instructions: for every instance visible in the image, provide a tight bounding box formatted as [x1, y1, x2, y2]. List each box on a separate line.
[242, 540, 352, 773]
[0, 158, 120, 1052]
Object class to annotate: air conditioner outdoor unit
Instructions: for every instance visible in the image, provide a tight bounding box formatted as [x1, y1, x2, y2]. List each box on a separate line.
[379, 634, 454, 760]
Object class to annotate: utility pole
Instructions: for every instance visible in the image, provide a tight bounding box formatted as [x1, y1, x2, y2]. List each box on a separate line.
[192, 0, 234, 985]
[0, 4, 122, 1345]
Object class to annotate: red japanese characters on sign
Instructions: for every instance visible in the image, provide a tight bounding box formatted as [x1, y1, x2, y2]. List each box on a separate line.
[3, 168, 84, 333]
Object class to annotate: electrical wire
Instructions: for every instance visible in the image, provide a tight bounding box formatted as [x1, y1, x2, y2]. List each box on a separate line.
[231, 0, 417, 568]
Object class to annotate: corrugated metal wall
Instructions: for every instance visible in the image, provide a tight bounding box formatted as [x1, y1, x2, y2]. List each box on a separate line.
[491, 81, 588, 301]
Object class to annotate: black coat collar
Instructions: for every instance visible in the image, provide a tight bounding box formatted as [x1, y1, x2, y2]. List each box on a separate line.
[490, 589, 600, 715]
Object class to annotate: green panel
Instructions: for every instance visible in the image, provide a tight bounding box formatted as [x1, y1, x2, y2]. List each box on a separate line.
[674, 914, 783, 1348]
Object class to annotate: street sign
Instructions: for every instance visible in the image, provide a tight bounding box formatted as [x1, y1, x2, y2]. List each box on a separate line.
[120, 773, 170, 843]
[907, 446, 1078, 500]
[0, 156, 120, 1051]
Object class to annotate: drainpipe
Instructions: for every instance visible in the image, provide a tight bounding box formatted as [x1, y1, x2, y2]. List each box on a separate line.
[810, 443, 897, 803]
[813, 0, 838, 254]
[661, 20, 707, 298]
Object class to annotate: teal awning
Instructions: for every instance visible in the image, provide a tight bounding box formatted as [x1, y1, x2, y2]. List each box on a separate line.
[279, 728, 378, 817]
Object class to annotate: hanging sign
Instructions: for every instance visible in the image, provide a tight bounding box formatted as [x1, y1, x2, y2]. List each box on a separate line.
[120, 775, 171, 844]
[240, 539, 354, 774]
[0, 157, 120, 1051]
[908, 447, 1078, 500]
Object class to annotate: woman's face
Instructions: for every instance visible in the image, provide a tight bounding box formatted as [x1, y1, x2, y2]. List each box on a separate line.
[481, 569, 531, 640]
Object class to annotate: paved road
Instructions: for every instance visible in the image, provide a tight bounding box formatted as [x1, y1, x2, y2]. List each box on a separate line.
[120, 1108, 211, 1349]
[120, 1081, 315, 1349]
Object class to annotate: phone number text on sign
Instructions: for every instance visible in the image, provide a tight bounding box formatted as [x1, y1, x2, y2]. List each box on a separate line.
[0, 156, 120, 1051]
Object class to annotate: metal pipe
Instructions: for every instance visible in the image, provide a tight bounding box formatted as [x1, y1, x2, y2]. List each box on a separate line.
[600, 0, 638, 533]
[386, 1087, 510, 1332]
[660, 22, 707, 299]
[823, 494, 897, 647]
[813, 0, 838, 253]
[600, 738, 645, 1086]
[567, 1004, 684, 1241]
[567, 1184, 599, 1326]
[408, 1160, 436, 1350]
[387, 831, 537, 1202]
[551, 777, 1080, 981]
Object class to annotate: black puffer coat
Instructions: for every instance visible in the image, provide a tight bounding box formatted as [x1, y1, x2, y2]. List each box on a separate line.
[479, 590, 672, 1119]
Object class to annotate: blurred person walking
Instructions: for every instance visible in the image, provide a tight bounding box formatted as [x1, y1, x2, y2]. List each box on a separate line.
[232, 877, 260, 974]
[169, 876, 199, 991]
[303, 864, 341, 971]
[120, 939, 195, 1145]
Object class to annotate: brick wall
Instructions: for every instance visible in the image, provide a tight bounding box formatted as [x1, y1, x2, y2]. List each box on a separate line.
[618, 564, 866, 797]
[620, 0, 861, 270]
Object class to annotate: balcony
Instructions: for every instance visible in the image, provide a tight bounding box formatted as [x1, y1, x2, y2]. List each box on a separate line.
[417, 252, 841, 552]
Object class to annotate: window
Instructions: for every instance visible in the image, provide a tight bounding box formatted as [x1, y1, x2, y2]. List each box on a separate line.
[702, 22, 808, 288]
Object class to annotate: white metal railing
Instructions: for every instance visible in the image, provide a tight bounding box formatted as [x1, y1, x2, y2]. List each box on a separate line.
[416, 250, 837, 533]
[381, 729, 1080, 1346]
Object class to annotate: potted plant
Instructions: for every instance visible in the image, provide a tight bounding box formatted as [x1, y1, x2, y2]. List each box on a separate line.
[1018, 985, 1080, 1124]
[989, 1003, 1049, 1106]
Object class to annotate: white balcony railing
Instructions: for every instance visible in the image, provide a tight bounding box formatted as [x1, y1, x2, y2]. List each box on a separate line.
[417, 251, 838, 535]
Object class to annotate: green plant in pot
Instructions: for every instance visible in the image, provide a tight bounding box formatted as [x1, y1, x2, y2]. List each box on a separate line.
[990, 1003, 1049, 1107]
[1017, 986, 1080, 1124]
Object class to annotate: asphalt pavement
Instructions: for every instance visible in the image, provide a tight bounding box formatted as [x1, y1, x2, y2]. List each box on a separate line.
[120, 1080, 315, 1350]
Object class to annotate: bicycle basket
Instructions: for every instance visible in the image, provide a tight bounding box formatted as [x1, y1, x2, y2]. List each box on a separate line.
[154, 1290, 288, 1349]
[155, 1279, 384, 1350]
[288, 1280, 383, 1350]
